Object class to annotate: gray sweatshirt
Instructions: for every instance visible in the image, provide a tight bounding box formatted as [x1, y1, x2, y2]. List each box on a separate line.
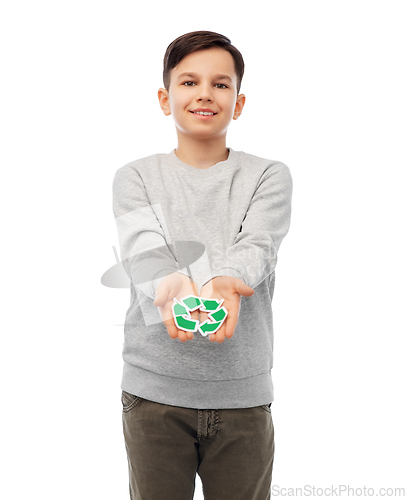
[112, 147, 293, 409]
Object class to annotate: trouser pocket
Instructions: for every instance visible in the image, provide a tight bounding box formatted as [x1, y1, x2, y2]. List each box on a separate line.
[121, 390, 142, 413]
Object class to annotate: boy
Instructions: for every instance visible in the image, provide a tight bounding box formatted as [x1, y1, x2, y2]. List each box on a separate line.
[113, 31, 293, 500]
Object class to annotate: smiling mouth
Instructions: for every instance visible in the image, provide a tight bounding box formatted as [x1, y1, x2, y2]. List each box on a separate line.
[190, 111, 217, 115]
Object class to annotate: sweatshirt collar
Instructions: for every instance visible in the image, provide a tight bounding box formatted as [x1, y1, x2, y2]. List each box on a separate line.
[166, 147, 239, 176]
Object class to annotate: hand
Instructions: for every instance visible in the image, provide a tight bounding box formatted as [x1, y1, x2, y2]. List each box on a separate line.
[199, 276, 255, 343]
[153, 272, 199, 342]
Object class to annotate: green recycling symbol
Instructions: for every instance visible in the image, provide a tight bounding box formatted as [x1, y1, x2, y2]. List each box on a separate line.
[171, 295, 228, 337]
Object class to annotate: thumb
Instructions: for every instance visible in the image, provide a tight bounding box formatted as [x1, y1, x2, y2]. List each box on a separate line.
[153, 294, 163, 307]
[153, 282, 168, 307]
[235, 279, 255, 297]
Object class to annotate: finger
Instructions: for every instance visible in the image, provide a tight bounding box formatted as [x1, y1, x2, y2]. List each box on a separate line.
[177, 329, 194, 342]
[164, 319, 179, 339]
[236, 280, 255, 297]
[200, 311, 209, 324]
[214, 323, 226, 343]
[224, 306, 239, 338]
[153, 282, 169, 307]
[153, 294, 165, 307]
[158, 303, 176, 323]
[177, 329, 187, 342]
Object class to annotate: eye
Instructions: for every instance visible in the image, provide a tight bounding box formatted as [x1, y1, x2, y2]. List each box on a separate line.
[181, 81, 229, 89]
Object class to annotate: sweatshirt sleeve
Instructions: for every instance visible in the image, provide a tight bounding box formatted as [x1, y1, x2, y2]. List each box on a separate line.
[112, 165, 191, 300]
[207, 162, 293, 290]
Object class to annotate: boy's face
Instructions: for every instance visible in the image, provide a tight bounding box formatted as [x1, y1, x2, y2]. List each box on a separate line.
[158, 47, 245, 141]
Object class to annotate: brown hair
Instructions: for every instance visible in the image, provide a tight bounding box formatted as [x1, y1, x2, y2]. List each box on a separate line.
[163, 31, 245, 95]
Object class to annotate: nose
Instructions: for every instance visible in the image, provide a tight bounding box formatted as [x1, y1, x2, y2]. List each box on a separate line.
[196, 82, 213, 102]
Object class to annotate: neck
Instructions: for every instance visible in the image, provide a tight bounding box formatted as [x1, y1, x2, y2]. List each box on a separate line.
[174, 136, 229, 169]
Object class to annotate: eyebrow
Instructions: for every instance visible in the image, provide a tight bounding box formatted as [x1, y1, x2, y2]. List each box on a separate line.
[177, 72, 232, 83]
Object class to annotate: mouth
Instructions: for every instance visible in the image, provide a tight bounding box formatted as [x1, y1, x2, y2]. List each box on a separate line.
[189, 111, 217, 120]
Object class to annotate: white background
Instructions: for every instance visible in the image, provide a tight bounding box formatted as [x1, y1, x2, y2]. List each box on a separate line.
[1, 1, 405, 499]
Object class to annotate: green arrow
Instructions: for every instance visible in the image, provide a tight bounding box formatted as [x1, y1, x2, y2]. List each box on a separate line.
[198, 320, 223, 336]
[181, 295, 202, 310]
[198, 306, 228, 336]
[174, 315, 199, 332]
[200, 298, 223, 312]
[173, 301, 188, 316]
[210, 306, 227, 322]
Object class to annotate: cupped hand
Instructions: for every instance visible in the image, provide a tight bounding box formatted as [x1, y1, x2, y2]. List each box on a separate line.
[199, 276, 255, 343]
[153, 272, 199, 342]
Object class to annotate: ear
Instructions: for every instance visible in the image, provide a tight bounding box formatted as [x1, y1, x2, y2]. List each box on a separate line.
[158, 88, 171, 116]
[233, 94, 246, 120]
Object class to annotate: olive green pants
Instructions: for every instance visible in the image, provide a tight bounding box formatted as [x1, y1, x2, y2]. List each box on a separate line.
[121, 390, 274, 500]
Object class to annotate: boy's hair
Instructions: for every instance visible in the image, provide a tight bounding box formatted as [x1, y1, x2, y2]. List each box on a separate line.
[163, 31, 245, 95]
